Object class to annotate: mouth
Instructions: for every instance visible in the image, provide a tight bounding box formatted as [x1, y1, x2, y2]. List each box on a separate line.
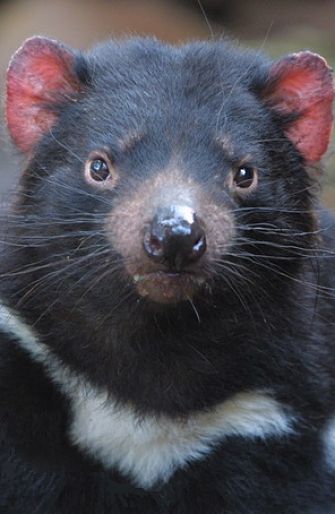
[132, 271, 206, 304]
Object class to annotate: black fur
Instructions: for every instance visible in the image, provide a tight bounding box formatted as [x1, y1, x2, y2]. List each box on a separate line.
[0, 38, 335, 513]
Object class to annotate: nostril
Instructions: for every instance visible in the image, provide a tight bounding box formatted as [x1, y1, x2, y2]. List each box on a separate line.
[143, 230, 164, 260]
[148, 234, 161, 253]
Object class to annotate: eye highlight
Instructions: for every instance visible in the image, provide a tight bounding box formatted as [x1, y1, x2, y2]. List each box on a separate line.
[233, 166, 258, 191]
[85, 151, 117, 188]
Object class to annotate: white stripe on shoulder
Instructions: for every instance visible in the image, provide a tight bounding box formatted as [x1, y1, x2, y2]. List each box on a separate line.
[0, 301, 296, 489]
[0, 301, 46, 360]
[322, 415, 335, 471]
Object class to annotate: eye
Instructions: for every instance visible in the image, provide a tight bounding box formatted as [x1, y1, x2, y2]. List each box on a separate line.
[90, 158, 110, 181]
[233, 166, 257, 189]
[85, 151, 117, 188]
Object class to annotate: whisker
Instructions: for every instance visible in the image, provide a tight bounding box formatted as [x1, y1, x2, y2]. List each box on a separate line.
[187, 296, 201, 323]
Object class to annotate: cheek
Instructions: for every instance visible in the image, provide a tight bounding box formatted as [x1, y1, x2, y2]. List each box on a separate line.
[105, 197, 152, 273]
[201, 203, 235, 260]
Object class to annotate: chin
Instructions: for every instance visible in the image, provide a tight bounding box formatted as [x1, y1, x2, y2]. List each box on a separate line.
[132, 270, 207, 304]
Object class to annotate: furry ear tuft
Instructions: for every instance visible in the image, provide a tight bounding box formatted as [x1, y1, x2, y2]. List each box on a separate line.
[6, 36, 82, 154]
[263, 51, 334, 164]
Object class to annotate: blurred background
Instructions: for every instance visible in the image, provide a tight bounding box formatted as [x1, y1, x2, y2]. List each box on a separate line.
[0, 0, 334, 207]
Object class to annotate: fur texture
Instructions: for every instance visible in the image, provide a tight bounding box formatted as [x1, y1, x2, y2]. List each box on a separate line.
[1, 37, 335, 513]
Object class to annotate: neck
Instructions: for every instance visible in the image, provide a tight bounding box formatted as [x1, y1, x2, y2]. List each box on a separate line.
[0, 244, 311, 415]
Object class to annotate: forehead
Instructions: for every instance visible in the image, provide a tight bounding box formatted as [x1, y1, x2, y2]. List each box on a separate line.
[80, 40, 270, 153]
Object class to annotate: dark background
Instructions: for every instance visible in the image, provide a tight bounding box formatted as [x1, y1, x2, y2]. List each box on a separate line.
[0, 0, 334, 207]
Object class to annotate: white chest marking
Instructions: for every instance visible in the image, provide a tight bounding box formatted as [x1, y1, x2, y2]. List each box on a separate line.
[0, 302, 295, 489]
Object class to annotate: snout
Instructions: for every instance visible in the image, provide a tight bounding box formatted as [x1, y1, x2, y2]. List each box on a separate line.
[107, 169, 235, 305]
[133, 205, 207, 303]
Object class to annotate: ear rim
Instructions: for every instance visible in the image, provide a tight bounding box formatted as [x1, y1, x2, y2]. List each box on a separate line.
[262, 51, 335, 164]
[6, 36, 81, 155]
[264, 51, 333, 97]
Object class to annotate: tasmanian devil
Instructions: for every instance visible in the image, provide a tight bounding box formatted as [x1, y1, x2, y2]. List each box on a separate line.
[0, 35, 335, 514]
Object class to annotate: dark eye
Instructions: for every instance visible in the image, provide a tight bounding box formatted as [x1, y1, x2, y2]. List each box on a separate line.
[233, 166, 257, 189]
[89, 159, 110, 181]
[85, 151, 118, 188]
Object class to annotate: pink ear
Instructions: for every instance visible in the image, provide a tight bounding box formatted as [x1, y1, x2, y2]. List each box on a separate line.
[264, 51, 334, 163]
[6, 37, 81, 153]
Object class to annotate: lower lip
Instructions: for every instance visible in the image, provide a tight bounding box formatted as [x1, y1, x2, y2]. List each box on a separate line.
[133, 271, 205, 304]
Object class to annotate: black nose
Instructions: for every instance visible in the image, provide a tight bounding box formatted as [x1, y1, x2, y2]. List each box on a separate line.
[143, 205, 206, 270]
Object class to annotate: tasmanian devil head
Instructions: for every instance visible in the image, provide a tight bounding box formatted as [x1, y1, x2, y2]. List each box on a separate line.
[5, 37, 334, 310]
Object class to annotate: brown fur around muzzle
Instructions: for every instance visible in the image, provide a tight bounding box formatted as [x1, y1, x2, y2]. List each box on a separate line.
[106, 169, 235, 304]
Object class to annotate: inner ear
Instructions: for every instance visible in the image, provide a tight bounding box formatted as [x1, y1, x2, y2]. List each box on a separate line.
[263, 51, 334, 164]
[6, 36, 82, 154]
